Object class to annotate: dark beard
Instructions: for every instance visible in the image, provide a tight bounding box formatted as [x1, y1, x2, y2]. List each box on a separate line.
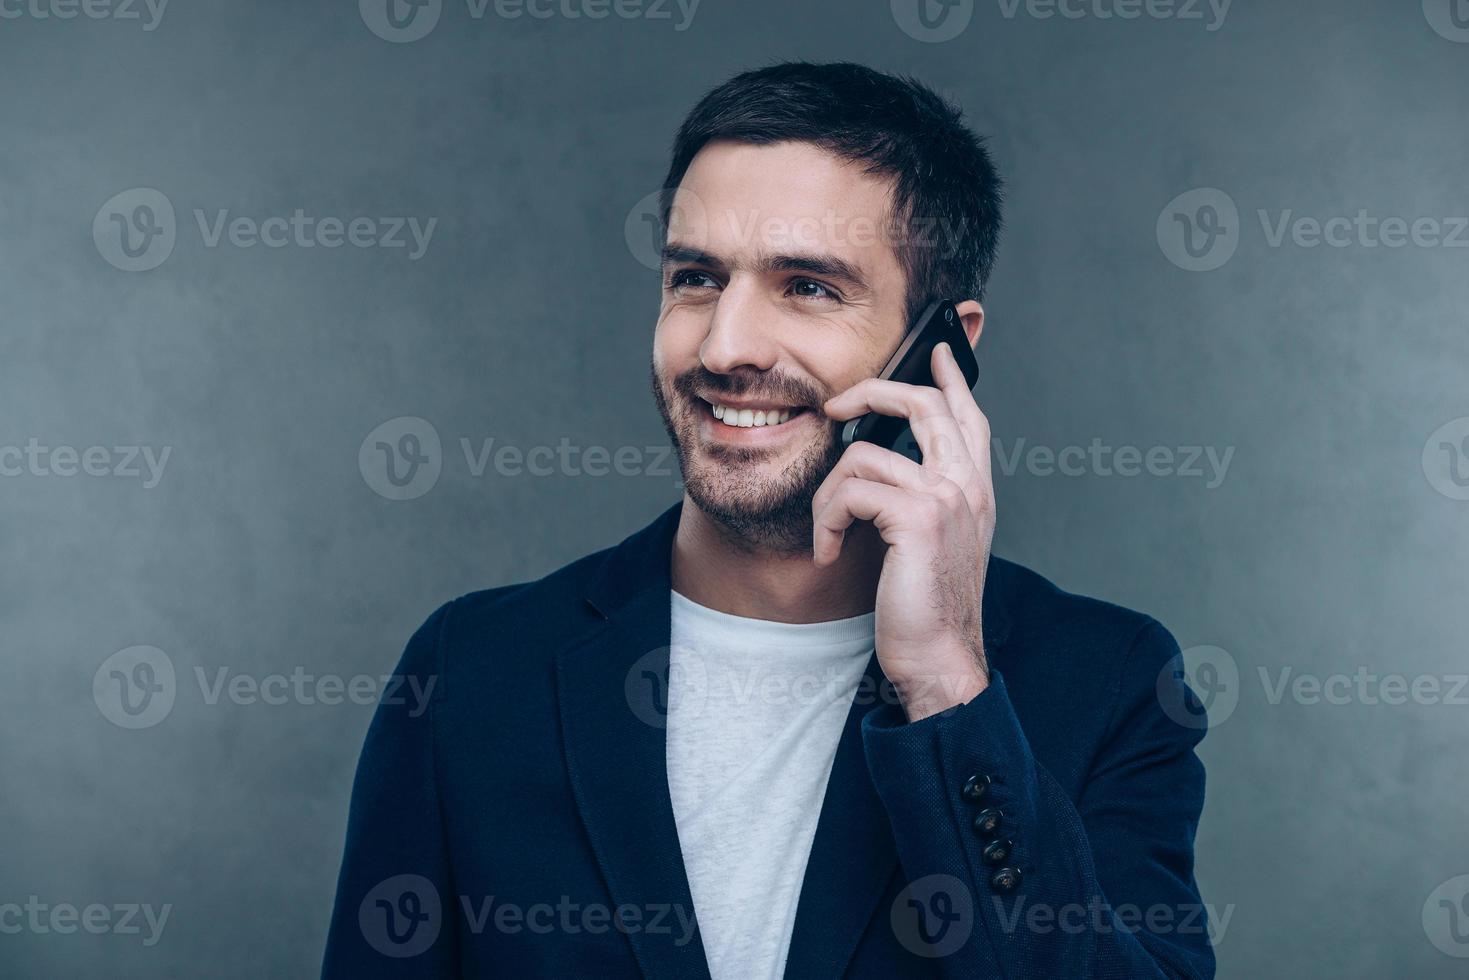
[650, 359, 844, 555]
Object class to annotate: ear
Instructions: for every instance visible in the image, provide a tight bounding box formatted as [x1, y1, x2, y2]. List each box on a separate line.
[953, 299, 985, 351]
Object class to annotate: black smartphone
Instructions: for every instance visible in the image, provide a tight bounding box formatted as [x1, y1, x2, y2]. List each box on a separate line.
[839, 299, 980, 456]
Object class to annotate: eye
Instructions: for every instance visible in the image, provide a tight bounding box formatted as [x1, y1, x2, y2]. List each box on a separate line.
[789, 278, 839, 302]
[666, 269, 719, 292]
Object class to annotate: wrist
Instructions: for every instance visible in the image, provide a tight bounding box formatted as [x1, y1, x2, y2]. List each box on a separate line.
[889, 645, 989, 722]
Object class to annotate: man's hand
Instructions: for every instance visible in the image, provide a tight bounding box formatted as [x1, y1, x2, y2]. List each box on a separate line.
[814, 341, 996, 722]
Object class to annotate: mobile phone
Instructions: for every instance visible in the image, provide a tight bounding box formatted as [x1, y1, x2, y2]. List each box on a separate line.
[839, 299, 980, 456]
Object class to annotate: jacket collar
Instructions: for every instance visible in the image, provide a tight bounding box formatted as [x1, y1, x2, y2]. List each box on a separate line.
[560, 497, 1010, 980]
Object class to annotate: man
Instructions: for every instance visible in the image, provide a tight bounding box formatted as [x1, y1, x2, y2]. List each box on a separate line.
[323, 62, 1214, 979]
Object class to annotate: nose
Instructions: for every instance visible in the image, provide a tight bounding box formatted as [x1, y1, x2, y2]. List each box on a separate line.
[698, 281, 780, 376]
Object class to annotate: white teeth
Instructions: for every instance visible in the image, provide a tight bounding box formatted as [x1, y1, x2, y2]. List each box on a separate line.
[708, 401, 800, 428]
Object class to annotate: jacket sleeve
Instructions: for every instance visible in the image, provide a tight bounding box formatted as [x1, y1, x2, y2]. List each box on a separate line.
[321, 600, 460, 978]
[861, 619, 1214, 980]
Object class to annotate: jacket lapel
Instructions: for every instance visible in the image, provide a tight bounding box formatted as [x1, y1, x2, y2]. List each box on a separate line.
[556, 500, 712, 980]
[781, 649, 902, 980]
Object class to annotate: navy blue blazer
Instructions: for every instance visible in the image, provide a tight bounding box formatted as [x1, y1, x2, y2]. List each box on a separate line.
[322, 499, 1214, 979]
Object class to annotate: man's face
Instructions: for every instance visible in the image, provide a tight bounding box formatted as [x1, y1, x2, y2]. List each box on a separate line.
[650, 140, 910, 553]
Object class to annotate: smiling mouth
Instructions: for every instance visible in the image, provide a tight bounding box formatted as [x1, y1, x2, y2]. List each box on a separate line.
[700, 398, 811, 429]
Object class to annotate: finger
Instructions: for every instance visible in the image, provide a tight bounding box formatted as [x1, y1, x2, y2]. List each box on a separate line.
[811, 477, 913, 566]
[931, 342, 993, 483]
[823, 379, 974, 484]
[811, 440, 964, 518]
[824, 376, 945, 421]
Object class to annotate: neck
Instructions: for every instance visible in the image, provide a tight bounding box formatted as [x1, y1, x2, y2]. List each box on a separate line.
[670, 494, 884, 623]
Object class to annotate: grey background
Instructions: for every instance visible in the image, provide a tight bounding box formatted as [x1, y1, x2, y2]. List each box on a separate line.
[2, 0, 1466, 976]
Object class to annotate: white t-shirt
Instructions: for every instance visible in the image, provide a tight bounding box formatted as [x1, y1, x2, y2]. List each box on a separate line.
[665, 588, 876, 980]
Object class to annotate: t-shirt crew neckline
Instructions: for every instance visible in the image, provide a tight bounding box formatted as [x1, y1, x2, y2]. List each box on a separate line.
[669, 588, 876, 649]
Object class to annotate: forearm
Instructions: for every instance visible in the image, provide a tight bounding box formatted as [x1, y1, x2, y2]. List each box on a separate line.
[862, 668, 1214, 980]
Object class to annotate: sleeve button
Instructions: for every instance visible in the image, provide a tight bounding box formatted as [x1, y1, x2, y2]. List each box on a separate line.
[972, 807, 1003, 836]
[982, 838, 1013, 865]
[961, 773, 992, 802]
[990, 867, 1023, 892]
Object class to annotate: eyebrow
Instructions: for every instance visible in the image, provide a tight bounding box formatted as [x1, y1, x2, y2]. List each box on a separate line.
[661, 243, 871, 293]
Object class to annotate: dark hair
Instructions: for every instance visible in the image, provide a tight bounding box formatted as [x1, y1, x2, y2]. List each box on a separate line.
[659, 61, 1004, 323]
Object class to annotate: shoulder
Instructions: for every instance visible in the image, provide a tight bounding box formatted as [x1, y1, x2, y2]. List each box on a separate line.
[986, 556, 1190, 764]
[395, 539, 619, 676]
[990, 555, 1174, 662]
